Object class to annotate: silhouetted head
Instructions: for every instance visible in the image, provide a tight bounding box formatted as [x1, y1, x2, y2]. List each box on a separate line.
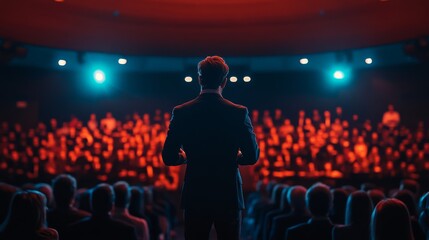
[306, 183, 332, 217]
[198, 56, 229, 90]
[368, 189, 385, 207]
[393, 190, 417, 218]
[271, 184, 286, 208]
[76, 189, 91, 212]
[288, 186, 307, 212]
[52, 174, 77, 208]
[113, 181, 130, 209]
[0, 190, 47, 233]
[91, 184, 114, 215]
[418, 192, 429, 213]
[345, 191, 372, 226]
[280, 186, 291, 212]
[371, 199, 413, 240]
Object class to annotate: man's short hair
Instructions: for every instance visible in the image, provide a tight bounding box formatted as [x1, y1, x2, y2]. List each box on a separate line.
[197, 56, 229, 89]
[113, 181, 130, 209]
[52, 174, 77, 207]
[306, 183, 332, 217]
[91, 183, 114, 214]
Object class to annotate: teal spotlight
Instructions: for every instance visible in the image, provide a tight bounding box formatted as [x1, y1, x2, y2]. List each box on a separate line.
[93, 70, 105, 84]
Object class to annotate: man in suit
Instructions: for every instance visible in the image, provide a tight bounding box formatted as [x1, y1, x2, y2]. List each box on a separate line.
[162, 56, 259, 240]
[285, 183, 334, 240]
[66, 184, 137, 240]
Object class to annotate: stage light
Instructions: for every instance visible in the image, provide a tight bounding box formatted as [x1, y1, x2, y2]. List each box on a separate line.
[300, 58, 309, 65]
[333, 70, 345, 80]
[243, 76, 251, 82]
[93, 70, 106, 84]
[184, 76, 192, 82]
[230, 76, 238, 82]
[118, 58, 127, 65]
[365, 58, 373, 64]
[58, 59, 66, 66]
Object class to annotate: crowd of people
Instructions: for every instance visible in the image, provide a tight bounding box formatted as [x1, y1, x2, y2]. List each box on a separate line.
[243, 179, 429, 240]
[1, 174, 428, 240]
[0, 174, 176, 240]
[1, 104, 428, 188]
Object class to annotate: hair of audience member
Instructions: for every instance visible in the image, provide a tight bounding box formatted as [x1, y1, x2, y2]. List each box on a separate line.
[129, 186, 145, 218]
[345, 191, 373, 226]
[52, 174, 77, 208]
[113, 181, 131, 209]
[371, 199, 414, 240]
[197, 56, 229, 89]
[306, 183, 332, 217]
[393, 190, 418, 218]
[368, 190, 386, 207]
[287, 186, 307, 212]
[91, 183, 114, 215]
[400, 180, 420, 196]
[0, 190, 47, 234]
[34, 183, 54, 208]
[331, 188, 349, 224]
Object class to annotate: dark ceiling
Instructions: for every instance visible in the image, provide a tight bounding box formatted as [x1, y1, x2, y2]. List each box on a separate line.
[0, 0, 428, 56]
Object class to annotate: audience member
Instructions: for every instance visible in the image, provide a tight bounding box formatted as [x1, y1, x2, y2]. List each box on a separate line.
[47, 174, 90, 236]
[285, 183, 334, 240]
[66, 183, 137, 240]
[371, 198, 414, 240]
[332, 191, 372, 240]
[0, 190, 58, 240]
[113, 181, 150, 240]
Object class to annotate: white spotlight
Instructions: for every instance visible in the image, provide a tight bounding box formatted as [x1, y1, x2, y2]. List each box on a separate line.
[118, 58, 127, 65]
[230, 76, 238, 82]
[94, 70, 106, 84]
[365, 58, 373, 64]
[300, 58, 309, 65]
[58, 59, 67, 66]
[243, 76, 251, 82]
[184, 76, 192, 82]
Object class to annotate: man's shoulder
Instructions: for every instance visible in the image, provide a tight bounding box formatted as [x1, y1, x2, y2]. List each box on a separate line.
[221, 98, 247, 111]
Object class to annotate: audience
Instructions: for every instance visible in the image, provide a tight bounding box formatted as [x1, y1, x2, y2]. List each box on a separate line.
[0, 190, 58, 240]
[113, 181, 150, 240]
[65, 183, 137, 240]
[285, 183, 334, 240]
[1, 105, 428, 188]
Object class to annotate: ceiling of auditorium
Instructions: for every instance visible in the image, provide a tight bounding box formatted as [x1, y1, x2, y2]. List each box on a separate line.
[0, 0, 428, 56]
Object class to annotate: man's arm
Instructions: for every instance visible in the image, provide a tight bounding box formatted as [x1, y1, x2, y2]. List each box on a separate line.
[237, 108, 259, 165]
[162, 108, 187, 166]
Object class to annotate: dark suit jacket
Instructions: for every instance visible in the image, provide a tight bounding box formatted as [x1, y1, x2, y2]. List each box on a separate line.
[332, 224, 369, 240]
[285, 218, 334, 240]
[162, 93, 259, 211]
[65, 215, 137, 240]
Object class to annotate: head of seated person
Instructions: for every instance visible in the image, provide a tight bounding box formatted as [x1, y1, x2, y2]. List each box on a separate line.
[91, 184, 114, 217]
[113, 181, 131, 209]
[288, 186, 307, 212]
[52, 174, 77, 209]
[371, 198, 413, 240]
[345, 191, 372, 226]
[306, 183, 332, 218]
